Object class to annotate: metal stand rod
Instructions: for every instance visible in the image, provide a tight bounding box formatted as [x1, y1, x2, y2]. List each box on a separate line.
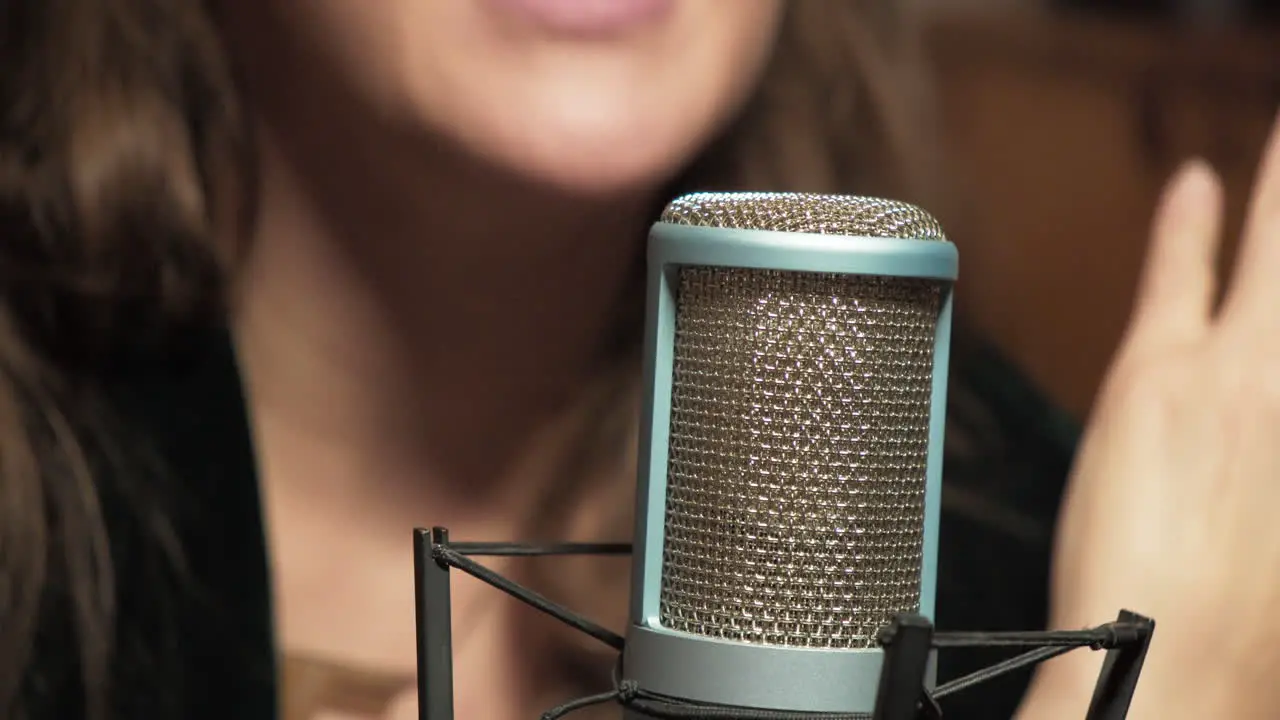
[448, 541, 632, 556]
[873, 614, 940, 720]
[415, 527, 455, 720]
[1085, 610, 1156, 720]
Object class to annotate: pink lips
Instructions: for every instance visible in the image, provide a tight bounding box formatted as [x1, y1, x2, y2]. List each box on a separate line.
[484, 0, 674, 36]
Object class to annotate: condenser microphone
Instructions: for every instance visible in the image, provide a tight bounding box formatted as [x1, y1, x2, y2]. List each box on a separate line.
[622, 192, 957, 716]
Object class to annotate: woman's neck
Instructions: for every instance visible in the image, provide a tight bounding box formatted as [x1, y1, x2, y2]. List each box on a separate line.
[230, 109, 651, 542]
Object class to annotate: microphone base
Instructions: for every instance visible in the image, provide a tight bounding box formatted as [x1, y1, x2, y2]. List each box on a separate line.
[622, 623, 933, 715]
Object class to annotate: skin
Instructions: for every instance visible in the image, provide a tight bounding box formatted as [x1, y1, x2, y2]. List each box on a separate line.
[209, 0, 1280, 717]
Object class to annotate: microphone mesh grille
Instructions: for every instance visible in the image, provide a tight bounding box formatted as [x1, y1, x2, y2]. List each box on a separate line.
[657, 194, 944, 649]
[659, 192, 948, 241]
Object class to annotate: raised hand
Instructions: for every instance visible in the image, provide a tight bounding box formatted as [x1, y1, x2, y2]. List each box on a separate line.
[1020, 110, 1280, 719]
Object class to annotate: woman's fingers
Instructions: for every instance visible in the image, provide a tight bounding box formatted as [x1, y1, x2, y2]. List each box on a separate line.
[1124, 158, 1224, 351]
[1221, 110, 1280, 338]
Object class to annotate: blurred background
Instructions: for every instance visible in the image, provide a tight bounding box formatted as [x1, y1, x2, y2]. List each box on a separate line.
[924, 0, 1275, 422]
[910, 1, 1277, 715]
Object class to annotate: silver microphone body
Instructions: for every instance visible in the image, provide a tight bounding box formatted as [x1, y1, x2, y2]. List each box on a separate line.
[623, 192, 957, 715]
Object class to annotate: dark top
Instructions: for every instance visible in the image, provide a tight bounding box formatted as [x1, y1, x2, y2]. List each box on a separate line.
[22, 331, 276, 720]
[21, 327, 1077, 719]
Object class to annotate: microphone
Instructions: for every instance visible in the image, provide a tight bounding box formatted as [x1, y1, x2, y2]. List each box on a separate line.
[622, 191, 957, 716]
[409, 190, 1153, 720]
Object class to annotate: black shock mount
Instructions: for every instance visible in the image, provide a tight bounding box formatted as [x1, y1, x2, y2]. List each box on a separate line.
[414, 526, 1154, 720]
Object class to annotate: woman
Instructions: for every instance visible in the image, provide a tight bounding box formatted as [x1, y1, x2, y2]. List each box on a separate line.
[2, 1, 1278, 719]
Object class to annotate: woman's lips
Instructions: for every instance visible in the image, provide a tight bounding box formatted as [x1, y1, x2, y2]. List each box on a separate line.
[481, 0, 674, 37]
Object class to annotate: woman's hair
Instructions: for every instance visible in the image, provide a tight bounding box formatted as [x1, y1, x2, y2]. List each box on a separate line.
[0, 0, 940, 717]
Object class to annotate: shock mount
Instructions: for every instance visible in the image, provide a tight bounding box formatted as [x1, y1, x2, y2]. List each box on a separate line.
[414, 527, 1154, 720]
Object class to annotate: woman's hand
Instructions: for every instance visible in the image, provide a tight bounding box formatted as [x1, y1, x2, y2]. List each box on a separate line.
[1020, 112, 1280, 719]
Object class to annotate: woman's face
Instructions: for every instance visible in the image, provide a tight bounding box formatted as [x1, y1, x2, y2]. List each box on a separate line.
[247, 0, 784, 197]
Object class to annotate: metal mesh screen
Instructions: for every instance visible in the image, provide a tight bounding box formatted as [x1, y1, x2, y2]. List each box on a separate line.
[659, 192, 947, 241]
[656, 192, 947, 649]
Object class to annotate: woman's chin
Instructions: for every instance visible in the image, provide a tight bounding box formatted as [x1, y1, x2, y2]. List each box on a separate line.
[523, 157, 686, 201]
[476, 133, 701, 202]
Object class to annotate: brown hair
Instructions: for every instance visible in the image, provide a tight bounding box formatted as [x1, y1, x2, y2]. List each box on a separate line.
[0, 0, 939, 717]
